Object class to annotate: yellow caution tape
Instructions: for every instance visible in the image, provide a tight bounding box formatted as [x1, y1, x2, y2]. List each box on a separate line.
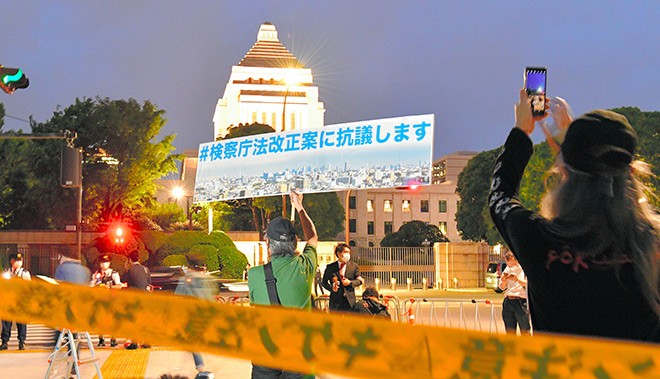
[1, 278, 659, 378]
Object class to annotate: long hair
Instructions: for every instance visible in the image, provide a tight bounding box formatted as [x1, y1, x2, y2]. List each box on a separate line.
[268, 238, 297, 258]
[540, 158, 660, 316]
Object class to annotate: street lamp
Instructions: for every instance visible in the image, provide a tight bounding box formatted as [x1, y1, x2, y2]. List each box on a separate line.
[172, 186, 194, 231]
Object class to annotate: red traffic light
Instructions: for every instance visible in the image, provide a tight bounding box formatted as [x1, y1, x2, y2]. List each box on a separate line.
[108, 222, 129, 244]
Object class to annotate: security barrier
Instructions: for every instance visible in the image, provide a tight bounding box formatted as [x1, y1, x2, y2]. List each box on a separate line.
[1, 278, 659, 378]
[313, 295, 402, 322]
[402, 298, 500, 333]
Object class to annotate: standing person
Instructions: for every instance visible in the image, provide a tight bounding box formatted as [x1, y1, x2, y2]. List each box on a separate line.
[54, 248, 91, 378]
[124, 250, 153, 292]
[248, 190, 318, 379]
[489, 89, 660, 342]
[0, 253, 31, 350]
[498, 252, 531, 335]
[314, 267, 324, 296]
[123, 249, 153, 349]
[321, 243, 363, 312]
[90, 254, 123, 347]
[54, 249, 91, 285]
[174, 255, 217, 379]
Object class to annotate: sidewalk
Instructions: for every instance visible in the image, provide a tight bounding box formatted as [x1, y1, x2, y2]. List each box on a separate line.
[0, 347, 354, 379]
[0, 347, 252, 379]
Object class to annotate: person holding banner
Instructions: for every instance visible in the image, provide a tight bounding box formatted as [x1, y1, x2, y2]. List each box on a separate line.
[489, 89, 660, 342]
[248, 190, 318, 379]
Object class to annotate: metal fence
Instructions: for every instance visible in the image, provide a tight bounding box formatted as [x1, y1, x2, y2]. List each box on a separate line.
[401, 297, 501, 334]
[353, 246, 435, 289]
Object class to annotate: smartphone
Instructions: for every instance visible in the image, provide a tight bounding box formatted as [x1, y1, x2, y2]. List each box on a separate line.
[524, 67, 547, 116]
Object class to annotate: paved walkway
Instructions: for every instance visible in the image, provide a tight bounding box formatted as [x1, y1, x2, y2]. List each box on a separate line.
[0, 346, 356, 379]
[0, 347, 254, 378]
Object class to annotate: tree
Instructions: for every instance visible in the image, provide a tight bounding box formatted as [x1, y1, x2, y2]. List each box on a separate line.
[294, 192, 344, 240]
[455, 149, 500, 242]
[456, 143, 554, 245]
[29, 97, 182, 229]
[612, 107, 660, 208]
[380, 220, 448, 247]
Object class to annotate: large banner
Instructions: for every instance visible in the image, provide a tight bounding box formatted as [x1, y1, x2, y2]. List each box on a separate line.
[1, 278, 659, 379]
[194, 114, 434, 202]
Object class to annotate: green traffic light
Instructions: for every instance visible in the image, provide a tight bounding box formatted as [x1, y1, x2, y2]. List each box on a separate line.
[2, 68, 23, 84]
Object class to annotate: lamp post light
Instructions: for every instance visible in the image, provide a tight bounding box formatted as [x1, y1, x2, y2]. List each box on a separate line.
[172, 186, 194, 231]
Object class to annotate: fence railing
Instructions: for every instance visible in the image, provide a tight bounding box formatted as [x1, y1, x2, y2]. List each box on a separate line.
[354, 246, 435, 288]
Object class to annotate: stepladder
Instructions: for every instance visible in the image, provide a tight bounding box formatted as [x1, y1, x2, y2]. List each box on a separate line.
[45, 329, 103, 379]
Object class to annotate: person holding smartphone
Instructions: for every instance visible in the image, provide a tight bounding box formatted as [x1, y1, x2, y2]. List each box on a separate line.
[498, 252, 530, 335]
[489, 87, 660, 343]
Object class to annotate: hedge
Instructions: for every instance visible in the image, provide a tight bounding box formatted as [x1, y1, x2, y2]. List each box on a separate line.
[163, 254, 189, 267]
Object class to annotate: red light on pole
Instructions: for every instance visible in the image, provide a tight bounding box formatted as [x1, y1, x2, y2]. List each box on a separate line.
[108, 222, 129, 245]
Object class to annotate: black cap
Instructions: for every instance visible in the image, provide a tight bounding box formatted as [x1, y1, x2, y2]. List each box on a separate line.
[9, 253, 23, 261]
[100, 254, 112, 263]
[266, 216, 296, 242]
[561, 110, 637, 174]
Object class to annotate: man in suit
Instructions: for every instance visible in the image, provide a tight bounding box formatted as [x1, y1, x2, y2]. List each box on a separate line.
[322, 243, 363, 312]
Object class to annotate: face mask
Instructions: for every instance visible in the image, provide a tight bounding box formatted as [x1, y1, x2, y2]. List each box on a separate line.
[342, 253, 351, 262]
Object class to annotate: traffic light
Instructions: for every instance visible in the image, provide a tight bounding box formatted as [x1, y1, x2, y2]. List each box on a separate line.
[108, 222, 129, 244]
[0, 66, 29, 94]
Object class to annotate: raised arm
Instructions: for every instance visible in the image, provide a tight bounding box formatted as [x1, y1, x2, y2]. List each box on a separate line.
[290, 190, 317, 247]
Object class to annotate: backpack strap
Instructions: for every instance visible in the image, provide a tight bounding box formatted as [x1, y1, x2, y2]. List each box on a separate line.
[264, 262, 282, 306]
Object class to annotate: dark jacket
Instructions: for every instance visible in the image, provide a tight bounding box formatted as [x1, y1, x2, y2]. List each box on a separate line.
[321, 260, 362, 310]
[489, 128, 660, 342]
[124, 263, 151, 291]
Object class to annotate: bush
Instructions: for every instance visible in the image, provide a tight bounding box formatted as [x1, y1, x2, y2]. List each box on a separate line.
[187, 245, 220, 272]
[154, 230, 247, 279]
[163, 254, 188, 267]
[140, 230, 171, 266]
[110, 254, 130, 276]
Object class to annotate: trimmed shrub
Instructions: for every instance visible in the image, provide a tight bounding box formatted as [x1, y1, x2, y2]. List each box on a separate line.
[163, 254, 189, 267]
[187, 245, 220, 272]
[154, 230, 247, 279]
[110, 254, 129, 276]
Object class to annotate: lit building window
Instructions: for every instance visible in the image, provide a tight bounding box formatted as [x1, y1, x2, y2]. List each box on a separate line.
[291, 113, 296, 129]
[383, 200, 393, 213]
[366, 200, 374, 212]
[421, 200, 429, 213]
[402, 200, 411, 212]
[262, 112, 267, 124]
[439, 221, 447, 235]
[252, 112, 257, 123]
[439, 200, 447, 213]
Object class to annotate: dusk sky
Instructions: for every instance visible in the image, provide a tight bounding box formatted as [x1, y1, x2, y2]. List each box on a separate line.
[2, 1, 658, 160]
